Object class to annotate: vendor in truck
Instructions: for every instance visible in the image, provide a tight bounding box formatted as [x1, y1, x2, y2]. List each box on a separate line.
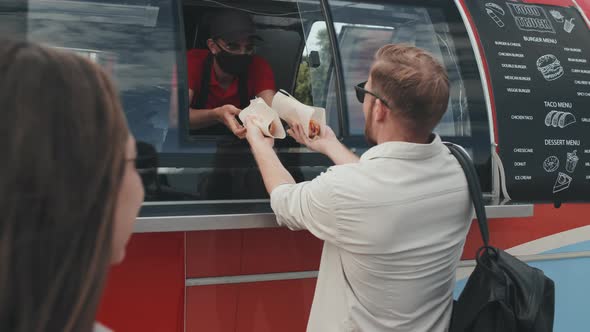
[187, 9, 276, 138]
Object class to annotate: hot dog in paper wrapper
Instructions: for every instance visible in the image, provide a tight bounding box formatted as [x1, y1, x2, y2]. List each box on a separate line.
[238, 98, 286, 139]
[272, 90, 326, 138]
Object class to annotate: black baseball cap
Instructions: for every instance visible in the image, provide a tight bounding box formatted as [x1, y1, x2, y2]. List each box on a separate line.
[209, 10, 262, 42]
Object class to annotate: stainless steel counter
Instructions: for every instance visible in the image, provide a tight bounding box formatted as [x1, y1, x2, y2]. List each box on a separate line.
[133, 203, 534, 233]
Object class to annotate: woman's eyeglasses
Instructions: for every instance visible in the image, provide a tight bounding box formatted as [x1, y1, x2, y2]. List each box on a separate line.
[354, 81, 390, 109]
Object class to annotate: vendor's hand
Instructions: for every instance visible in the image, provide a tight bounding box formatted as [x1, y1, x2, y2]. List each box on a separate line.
[245, 115, 274, 148]
[215, 104, 246, 139]
[287, 123, 338, 154]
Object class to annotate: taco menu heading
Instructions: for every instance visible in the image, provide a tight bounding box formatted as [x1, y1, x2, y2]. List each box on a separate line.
[464, 0, 590, 202]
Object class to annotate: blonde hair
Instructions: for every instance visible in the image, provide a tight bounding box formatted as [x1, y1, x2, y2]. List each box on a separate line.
[370, 44, 450, 131]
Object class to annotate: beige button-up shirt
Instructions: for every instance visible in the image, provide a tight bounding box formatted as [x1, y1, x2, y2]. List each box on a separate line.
[271, 135, 473, 332]
[94, 322, 112, 332]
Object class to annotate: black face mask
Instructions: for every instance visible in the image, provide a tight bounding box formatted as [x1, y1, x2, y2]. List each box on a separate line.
[215, 49, 252, 76]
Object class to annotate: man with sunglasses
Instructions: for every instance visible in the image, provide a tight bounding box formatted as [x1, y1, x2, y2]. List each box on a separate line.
[245, 44, 472, 331]
[187, 9, 275, 138]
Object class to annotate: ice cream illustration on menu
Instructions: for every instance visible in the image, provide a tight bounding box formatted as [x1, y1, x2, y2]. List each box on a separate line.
[550, 151, 579, 193]
[566, 150, 578, 173]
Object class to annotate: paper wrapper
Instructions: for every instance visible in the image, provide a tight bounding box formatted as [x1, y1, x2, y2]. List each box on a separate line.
[238, 98, 286, 139]
[272, 90, 326, 137]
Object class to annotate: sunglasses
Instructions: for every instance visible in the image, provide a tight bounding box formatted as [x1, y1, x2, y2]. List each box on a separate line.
[354, 81, 390, 109]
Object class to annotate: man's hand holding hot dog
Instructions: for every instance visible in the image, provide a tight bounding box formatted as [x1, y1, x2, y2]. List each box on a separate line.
[287, 123, 359, 165]
[245, 115, 295, 194]
[287, 122, 335, 154]
[244, 115, 274, 148]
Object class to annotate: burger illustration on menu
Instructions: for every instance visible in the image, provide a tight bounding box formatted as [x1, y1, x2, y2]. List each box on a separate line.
[537, 54, 564, 81]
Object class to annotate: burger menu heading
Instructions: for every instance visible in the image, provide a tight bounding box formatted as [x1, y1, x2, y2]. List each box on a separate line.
[464, 0, 590, 202]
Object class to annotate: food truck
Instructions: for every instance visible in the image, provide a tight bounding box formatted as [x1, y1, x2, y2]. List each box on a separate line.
[1, 0, 590, 330]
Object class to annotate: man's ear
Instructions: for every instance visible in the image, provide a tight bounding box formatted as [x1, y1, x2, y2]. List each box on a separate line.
[206, 39, 218, 54]
[373, 99, 388, 122]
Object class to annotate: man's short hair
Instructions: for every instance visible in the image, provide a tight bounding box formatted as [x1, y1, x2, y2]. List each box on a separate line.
[370, 44, 450, 131]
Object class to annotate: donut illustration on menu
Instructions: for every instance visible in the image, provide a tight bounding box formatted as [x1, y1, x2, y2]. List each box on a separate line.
[543, 156, 560, 173]
[536, 54, 564, 81]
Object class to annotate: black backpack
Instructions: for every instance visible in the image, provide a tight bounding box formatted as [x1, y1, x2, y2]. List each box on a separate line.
[444, 143, 555, 332]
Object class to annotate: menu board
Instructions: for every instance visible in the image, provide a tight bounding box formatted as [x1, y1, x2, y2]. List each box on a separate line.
[465, 0, 590, 202]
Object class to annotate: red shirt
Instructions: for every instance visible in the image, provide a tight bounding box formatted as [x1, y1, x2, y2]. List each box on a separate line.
[187, 49, 275, 109]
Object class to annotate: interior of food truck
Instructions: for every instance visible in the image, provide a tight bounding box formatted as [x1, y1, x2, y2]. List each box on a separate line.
[183, 0, 305, 96]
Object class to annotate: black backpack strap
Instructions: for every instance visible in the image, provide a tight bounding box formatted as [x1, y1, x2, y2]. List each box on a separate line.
[192, 52, 214, 109]
[444, 142, 490, 247]
[238, 70, 249, 109]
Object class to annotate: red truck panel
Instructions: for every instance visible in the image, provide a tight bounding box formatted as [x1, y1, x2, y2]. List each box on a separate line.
[97, 233, 185, 332]
[462, 204, 590, 259]
[186, 229, 323, 278]
[186, 278, 316, 332]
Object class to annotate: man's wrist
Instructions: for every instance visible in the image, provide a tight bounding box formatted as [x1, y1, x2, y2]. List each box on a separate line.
[321, 140, 343, 156]
[249, 138, 273, 152]
[212, 107, 222, 121]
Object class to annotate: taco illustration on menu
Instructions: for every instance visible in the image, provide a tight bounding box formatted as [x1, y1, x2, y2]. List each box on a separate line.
[544, 111, 576, 128]
[566, 150, 579, 173]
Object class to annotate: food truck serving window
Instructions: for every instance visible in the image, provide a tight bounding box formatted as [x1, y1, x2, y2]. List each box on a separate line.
[0, 0, 493, 204]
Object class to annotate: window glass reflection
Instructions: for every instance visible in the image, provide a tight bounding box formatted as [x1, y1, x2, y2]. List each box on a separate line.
[23, 0, 181, 151]
[327, 2, 472, 137]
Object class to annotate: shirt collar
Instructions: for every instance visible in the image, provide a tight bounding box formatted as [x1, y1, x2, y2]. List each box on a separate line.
[94, 322, 113, 332]
[360, 134, 444, 161]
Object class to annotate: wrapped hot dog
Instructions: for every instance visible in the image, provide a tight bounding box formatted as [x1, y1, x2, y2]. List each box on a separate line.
[238, 98, 286, 139]
[272, 90, 326, 138]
